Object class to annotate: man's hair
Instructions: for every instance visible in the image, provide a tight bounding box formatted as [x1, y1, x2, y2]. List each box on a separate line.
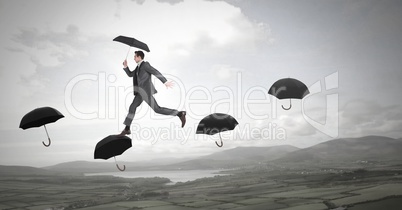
[135, 51, 145, 59]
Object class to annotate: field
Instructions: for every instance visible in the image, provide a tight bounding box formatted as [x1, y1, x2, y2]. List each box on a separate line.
[1, 165, 402, 209]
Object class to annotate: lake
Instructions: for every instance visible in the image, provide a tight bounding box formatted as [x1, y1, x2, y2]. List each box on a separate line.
[85, 169, 229, 184]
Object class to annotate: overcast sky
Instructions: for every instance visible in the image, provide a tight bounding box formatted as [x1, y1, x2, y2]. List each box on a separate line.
[1, 0, 402, 167]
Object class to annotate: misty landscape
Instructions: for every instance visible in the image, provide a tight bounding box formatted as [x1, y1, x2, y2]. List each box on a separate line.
[2, 0, 402, 210]
[1, 136, 402, 209]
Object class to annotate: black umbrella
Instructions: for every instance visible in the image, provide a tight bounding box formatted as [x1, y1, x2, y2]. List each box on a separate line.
[113, 35, 150, 59]
[268, 78, 310, 110]
[196, 113, 239, 147]
[19, 107, 64, 147]
[94, 135, 132, 171]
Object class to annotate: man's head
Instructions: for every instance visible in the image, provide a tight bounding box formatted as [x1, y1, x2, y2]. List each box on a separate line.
[134, 51, 145, 63]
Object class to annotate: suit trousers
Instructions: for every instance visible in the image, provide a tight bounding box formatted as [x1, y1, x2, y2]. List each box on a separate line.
[123, 94, 179, 126]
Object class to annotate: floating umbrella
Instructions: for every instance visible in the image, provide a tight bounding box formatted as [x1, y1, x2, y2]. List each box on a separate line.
[113, 35, 150, 59]
[268, 78, 310, 110]
[94, 135, 132, 171]
[196, 113, 238, 147]
[19, 107, 64, 147]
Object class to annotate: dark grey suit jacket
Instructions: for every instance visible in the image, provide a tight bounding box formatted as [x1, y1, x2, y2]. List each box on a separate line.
[123, 61, 167, 97]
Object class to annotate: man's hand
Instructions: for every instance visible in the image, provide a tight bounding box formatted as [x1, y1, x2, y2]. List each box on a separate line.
[164, 81, 174, 89]
[123, 60, 128, 68]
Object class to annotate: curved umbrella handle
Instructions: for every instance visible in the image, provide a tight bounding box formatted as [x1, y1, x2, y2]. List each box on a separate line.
[281, 99, 292, 110]
[43, 125, 51, 147]
[114, 156, 126, 171]
[215, 133, 224, 147]
[116, 164, 126, 171]
[42, 137, 51, 147]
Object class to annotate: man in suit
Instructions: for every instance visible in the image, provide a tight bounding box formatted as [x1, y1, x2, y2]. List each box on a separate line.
[120, 50, 186, 136]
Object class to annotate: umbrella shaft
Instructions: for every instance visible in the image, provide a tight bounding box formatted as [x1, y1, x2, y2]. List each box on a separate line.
[43, 125, 50, 138]
[126, 47, 131, 59]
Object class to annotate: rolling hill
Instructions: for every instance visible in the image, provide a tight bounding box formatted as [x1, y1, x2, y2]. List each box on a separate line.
[42, 145, 300, 172]
[42, 158, 191, 174]
[160, 145, 300, 170]
[274, 136, 402, 165]
[0, 165, 61, 176]
[29, 136, 402, 173]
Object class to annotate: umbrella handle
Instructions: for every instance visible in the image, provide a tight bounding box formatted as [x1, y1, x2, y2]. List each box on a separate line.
[116, 164, 126, 171]
[281, 99, 292, 110]
[114, 156, 126, 171]
[42, 125, 51, 147]
[215, 133, 223, 147]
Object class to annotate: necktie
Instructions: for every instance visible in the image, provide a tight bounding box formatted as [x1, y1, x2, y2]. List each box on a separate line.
[134, 66, 139, 86]
[137, 63, 141, 75]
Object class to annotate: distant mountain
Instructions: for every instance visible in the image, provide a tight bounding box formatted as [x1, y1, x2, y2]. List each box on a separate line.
[203, 145, 299, 161]
[161, 145, 300, 170]
[43, 161, 115, 173]
[274, 136, 402, 165]
[43, 157, 193, 173]
[0, 165, 61, 176]
[41, 136, 402, 172]
[43, 146, 299, 172]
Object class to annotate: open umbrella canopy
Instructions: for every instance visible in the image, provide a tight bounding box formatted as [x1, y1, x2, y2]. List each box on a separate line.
[94, 135, 132, 171]
[20, 107, 64, 130]
[196, 113, 239, 147]
[268, 78, 310, 110]
[268, 78, 309, 99]
[19, 107, 64, 147]
[196, 113, 238, 135]
[94, 135, 132, 159]
[113, 35, 150, 52]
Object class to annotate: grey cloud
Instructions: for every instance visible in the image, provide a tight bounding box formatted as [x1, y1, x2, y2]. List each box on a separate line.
[114, 0, 146, 18]
[340, 100, 402, 137]
[282, 118, 317, 137]
[114, 0, 184, 19]
[12, 24, 84, 50]
[131, 0, 146, 4]
[7, 25, 113, 102]
[190, 33, 217, 52]
[293, 125, 317, 137]
[252, 117, 317, 140]
[66, 25, 79, 35]
[156, 0, 184, 5]
[5, 47, 24, 53]
[114, 0, 121, 18]
[12, 28, 42, 49]
[9, 24, 114, 68]
[204, 0, 246, 4]
[10, 25, 88, 86]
